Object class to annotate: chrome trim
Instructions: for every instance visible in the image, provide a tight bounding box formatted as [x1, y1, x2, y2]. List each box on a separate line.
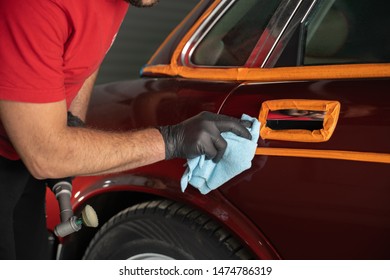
[261, 0, 304, 67]
[242, 0, 303, 67]
[304, 0, 334, 42]
[301, 0, 318, 24]
[182, 0, 308, 69]
[264, 0, 318, 68]
[180, 0, 233, 66]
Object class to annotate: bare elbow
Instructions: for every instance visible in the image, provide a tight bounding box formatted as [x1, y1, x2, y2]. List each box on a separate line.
[25, 159, 52, 180]
[23, 155, 63, 180]
[19, 135, 77, 179]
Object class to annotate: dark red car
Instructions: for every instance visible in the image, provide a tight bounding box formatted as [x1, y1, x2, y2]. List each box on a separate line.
[46, 0, 390, 260]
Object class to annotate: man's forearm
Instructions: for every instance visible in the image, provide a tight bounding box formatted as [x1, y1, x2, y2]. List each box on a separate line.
[27, 126, 165, 179]
[0, 99, 165, 179]
[0, 98, 250, 180]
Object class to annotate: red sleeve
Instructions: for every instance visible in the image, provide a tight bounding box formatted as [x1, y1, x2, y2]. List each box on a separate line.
[0, 0, 68, 103]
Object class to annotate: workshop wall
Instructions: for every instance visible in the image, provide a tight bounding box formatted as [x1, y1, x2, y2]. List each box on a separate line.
[96, 0, 198, 84]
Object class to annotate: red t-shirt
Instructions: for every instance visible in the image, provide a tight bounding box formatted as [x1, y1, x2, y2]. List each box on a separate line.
[0, 0, 129, 160]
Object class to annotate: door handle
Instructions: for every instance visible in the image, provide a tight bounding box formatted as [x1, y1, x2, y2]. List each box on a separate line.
[259, 99, 341, 142]
[256, 99, 390, 164]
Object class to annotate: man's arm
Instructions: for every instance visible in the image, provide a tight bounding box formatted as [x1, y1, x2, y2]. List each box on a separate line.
[69, 69, 99, 121]
[0, 99, 166, 179]
[0, 98, 251, 180]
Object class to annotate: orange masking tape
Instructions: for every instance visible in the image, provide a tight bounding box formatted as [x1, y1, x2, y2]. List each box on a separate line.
[258, 99, 341, 143]
[143, 0, 390, 81]
[255, 147, 390, 164]
[142, 63, 390, 81]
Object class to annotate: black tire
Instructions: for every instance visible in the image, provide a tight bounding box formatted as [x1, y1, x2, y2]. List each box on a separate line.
[82, 200, 254, 260]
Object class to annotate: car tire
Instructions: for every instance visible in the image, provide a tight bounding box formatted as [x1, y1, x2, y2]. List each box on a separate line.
[82, 199, 254, 260]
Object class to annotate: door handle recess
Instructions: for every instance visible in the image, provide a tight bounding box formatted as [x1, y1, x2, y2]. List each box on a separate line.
[259, 99, 341, 142]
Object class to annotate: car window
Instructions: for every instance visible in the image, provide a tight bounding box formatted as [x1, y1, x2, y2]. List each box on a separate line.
[190, 0, 283, 67]
[304, 0, 390, 65]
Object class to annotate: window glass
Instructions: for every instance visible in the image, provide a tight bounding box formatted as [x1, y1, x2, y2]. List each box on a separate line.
[191, 0, 282, 67]
[304, 0, 390, 65]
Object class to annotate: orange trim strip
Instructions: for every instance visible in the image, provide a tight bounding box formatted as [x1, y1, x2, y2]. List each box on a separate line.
[255, 147, 390, 164]
[143, 0, 390, 81]
[143, 63, 390, 81]
[259, 99, 341, 142]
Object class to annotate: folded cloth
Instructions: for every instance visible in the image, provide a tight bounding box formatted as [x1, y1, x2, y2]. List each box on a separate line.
[180, 114, 260, 194]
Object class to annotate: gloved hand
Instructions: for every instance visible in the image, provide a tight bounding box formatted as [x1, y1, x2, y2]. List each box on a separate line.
[158, 111, 252, 163]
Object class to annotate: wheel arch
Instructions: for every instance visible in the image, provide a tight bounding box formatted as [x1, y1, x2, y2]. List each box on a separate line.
[57, 173, 280, 259]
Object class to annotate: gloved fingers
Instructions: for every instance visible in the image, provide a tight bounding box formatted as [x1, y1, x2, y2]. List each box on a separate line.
[159, 112, 254, 161]
[215, 119, 252, 140]
[240, 119, 253, 128]
[211, 135, 228, 163]
[202, 137, 218, 161]
[201, 112, 253, 140]
[203, 137, 227, 162]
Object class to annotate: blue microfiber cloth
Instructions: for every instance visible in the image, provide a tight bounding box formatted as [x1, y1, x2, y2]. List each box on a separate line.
[180, 114, 260, 194]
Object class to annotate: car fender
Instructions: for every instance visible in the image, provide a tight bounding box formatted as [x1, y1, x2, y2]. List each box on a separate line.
[52, 168, 281, 259]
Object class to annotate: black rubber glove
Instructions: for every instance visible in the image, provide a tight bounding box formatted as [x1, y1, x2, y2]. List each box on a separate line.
[158, 111, 252, 163]
[67, 111, 85, 128]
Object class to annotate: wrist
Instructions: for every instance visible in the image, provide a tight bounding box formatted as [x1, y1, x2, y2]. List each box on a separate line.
[157, 125, 175, 160]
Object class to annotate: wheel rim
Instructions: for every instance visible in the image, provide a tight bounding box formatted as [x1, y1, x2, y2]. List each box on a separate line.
[127, 253, 175, 260]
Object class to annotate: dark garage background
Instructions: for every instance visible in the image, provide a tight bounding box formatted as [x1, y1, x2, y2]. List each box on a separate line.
[96, 0, 198, 85]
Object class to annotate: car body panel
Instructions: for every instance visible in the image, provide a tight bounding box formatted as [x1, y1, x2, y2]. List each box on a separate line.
[46, 0, 390, 259]
[46, 78, 281, 259]
[219, 79, 390, 259]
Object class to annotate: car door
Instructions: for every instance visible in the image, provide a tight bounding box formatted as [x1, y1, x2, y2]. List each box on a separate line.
[141, 0, 390, 259]
[216, 0, 390, 259]
[220, 79, 390, 260]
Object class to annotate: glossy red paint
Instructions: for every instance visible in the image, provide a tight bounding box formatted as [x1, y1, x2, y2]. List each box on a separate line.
[219, 79, 390, 259]
[73, 168, 281, 260]
[46, 0, 390, 259]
